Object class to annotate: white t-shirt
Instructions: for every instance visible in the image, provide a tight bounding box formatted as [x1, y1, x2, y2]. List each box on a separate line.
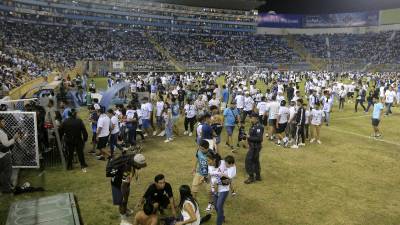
[110, 115, 120, 134]
[97, 114, 110, 137]
[305, 110, 310, 124]
[288, 106, 296, 122]
[235, 95, 244, 109]
[208, 99, 220, 107]
[256, 102, 268, 116]
[184, 104, 197, 118]
[244, 96, 254, 111]
[385, 90, 396, 103]
[311, 109, 324, 125]
[278, 106, 290, 124]
[156, 101, 164, 117]
[267, 101, 280, 119]
[141, 102, 152, 120]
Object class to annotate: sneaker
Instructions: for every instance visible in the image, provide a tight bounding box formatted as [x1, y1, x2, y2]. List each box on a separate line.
[153, 131, 157, 136]
[157, 130, 165, 136]
[310, 138, 315, 143]
[290, 145, 299, 149]
[231, 192, 237, 197]
[81, 168, 87, 173]
[126, 208, 134, 216]
[265, 133, 269, 137]
[143, 133, 148, 137]
[205, 203, 214, 212]
[96, 156, 105, 161]
[244, 177, 255, 184]
[184, 131, 188, 135]
[189, 132, 193, 137]
[317, 140, 322, 144]
[299, 143, 306, 147]
[164, 139, 171, 143]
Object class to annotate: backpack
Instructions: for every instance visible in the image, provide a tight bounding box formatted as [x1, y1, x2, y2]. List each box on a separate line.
[106, 154, 134, 177]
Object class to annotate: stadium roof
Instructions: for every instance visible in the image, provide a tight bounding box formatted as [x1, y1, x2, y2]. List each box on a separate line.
[146, 0, 262, 11]
[260, 0, 400, 14]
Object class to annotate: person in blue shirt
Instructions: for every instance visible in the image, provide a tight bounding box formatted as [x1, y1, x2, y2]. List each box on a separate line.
[201, 113, 215, 141]
[221, 85, 229, 109]
[171, 98, 180, 136]
[223, 102, 240, 151]
[60, 100, 71, 122]
[371, 97, 385, 138]
[191, 140, 209, 198]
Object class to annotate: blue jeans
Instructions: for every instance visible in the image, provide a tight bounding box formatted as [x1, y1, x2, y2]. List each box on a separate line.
[165, 121, 172, 139]
[213, 191, 229, 225]
[127, 124, 137, 145]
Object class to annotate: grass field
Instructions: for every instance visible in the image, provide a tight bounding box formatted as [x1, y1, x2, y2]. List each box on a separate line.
[1, 78, 400, 225]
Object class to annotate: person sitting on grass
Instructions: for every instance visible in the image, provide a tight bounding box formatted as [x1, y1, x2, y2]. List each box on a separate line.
[140, 174, 177, 218]
[133, 202, 158, 225]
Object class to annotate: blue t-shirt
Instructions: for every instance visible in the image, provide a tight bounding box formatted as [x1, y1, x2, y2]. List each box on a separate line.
[372, 103, 384, 119]
[222, 89, 229, 103]
[223, 108, 239, 126]
[201, 124, 213, 140]
[196, 150, 208, 176]
[62, 107, 71, 121]
[171, 103, 180, 117]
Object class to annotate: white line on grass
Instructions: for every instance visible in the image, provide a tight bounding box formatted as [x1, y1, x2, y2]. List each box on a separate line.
[326, 126, 400, 147]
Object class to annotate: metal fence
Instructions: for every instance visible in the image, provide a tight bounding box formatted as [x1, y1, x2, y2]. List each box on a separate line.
[0, 111, 39, 168]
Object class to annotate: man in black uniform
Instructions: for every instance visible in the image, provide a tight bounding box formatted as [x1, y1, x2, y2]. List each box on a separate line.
[59, 109, 88, 172]
[244, 112, 264, 184]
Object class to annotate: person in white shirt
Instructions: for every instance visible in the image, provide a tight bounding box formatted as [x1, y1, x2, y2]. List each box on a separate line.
[176, 185, 201, 225]
[234, 91, 244, 115]
[310, 102, 324, 144]
[108, 109, 120, 157]
[287, 101, 297, 143]
[242, 92, 254, 123]
[155, 96, 165, 136]
[275, 100, 290, 146]
[338, 86, 346, 111]
[385, 86, 396, 116]
[96, 108, 111, 160]
[208, 94, 220, 108]
[140, 97, 153, 137]
[321, 91, 333, 126]
[266, 95, 280, 139]
[256, 96, 268, 128]
[184, 99, 197, 136]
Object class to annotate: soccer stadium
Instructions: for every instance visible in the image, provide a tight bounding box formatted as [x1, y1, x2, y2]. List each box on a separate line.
[0, 0, 399, 224]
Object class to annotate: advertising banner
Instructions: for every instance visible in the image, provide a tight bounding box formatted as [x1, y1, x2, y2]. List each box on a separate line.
[304, 11, 379, 28]
[257, 13, 303, 28]
[112, 61, 124, 69]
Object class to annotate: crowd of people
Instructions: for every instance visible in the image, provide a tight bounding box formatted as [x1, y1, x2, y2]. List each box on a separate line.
[295, 31, 400, 64]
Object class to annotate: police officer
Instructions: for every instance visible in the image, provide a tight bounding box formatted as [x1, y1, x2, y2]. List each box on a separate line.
[244, 112, 264, 184]
[59, 109, 88, 172]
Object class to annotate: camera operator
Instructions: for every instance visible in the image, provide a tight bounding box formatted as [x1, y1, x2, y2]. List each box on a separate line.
[0, 116, 20, 194]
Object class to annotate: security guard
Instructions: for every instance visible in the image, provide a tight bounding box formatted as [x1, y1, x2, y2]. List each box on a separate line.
[59, 109, 88, 172]
[244, 112, 264, 184]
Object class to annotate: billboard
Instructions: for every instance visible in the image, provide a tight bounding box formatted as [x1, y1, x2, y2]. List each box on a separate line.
[257, 13, 303, 28]
[112, 61, 124, 69]
[304, 11, 379, 28]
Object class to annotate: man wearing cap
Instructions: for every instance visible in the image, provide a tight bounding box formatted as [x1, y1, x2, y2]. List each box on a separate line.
[111, 153, 147, 225]
[244, 112, 264, 184]
[0, 116, 20, 193]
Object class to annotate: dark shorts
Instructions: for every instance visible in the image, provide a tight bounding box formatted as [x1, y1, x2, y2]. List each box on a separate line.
[142, 119, 151, 129]
[225, 126, 235, 136]
[259, 115, 268, 126]
[276, 123, 287, 133]
[111, 184, 130, 205]
[92, 132, 97, 143]
[97, 136, 109, 149]
[372, 118, 380, 127]
[268, 119, 277, 127]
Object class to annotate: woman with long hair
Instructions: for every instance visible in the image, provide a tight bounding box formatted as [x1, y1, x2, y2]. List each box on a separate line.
[176, 185, 201, 225]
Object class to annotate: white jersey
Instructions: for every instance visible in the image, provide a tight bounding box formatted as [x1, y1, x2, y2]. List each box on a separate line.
[256, 101, 268, 116]
[278, 106, 290, 124]
[311, 109, 325, 125]
[267, 101, 280, 120]
[244, 96, 254, 111]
